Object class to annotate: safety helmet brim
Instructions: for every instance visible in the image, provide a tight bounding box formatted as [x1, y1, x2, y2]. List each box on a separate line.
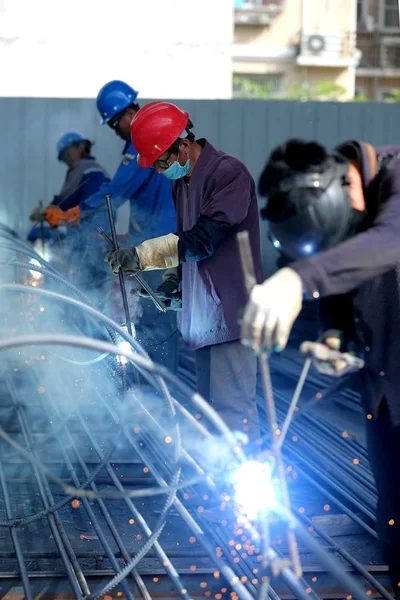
[96, 80, 139, 125]
[57, 133, 91, 160]
[137, 153, 155, 168]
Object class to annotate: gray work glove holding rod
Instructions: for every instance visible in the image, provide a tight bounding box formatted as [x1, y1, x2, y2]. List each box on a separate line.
[100, 227, 167, 313]
[136, 267, 182, 312]
[105, 247, 141, 276]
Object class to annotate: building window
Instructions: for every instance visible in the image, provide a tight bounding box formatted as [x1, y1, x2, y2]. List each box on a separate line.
[234, 0, 283, 8]
[233, 73, 284, 99]
[357, 0, 363, 25]
[383, 0, 400, 28]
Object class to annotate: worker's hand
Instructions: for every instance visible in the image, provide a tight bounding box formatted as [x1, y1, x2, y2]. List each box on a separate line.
[241, 267, 303, 354]
[137, 274, 182, 311]
[44, 205, 80, 228]
[305, 330, 363, 377]
[105, 247, 141, 276]
[29, 206, 44, 222]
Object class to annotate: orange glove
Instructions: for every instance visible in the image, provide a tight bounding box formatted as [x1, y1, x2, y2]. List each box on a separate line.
[44, 205, 81, 227]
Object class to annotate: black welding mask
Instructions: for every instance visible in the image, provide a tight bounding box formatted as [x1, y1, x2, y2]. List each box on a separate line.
[266, 156, 360, 261]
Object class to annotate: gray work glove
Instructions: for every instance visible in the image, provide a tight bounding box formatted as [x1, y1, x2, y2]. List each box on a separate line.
[305, 329, 364, 378]
[136, 268, 182, 311]
[105, 247, 141, 276]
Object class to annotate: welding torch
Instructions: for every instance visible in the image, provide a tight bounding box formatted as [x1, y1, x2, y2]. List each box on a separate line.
[100, 197, 166, 314]
[38, 200, 45, 255]
[300, 341, 365, 370]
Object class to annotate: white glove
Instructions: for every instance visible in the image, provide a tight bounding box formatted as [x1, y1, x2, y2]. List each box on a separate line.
[241, 267, 303, 354]
[136, 233, 179, 270]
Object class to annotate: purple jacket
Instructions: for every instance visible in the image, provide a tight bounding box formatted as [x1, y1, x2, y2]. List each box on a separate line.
[292, 142, 400, 424]
[173, 139, 263, 350]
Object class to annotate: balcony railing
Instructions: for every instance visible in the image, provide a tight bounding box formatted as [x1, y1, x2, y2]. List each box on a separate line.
[357, 31, 400, 70]
[296, 31, 359, 67]
[234, 0, 286, 26]
[299, 31, 356, 59]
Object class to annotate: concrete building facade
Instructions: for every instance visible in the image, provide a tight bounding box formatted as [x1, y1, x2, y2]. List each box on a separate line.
[233, 0, 359, 100]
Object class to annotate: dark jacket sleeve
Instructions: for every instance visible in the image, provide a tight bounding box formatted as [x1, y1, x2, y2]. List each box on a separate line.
[177, 216, 232, 262]
[291, 169, 400, 298]
[176, 164, 253, 263]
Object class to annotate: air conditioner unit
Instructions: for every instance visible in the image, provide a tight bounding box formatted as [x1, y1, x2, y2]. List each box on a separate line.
[301, 31, 346, 60]
[380, 36, 400, 69]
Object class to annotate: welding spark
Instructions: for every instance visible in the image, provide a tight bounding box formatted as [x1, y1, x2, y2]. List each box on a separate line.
[28, 258, 44, 281]
[302, 243, 314, 255]
[232, 460, 277, 519]
[116, 326, 136, 364]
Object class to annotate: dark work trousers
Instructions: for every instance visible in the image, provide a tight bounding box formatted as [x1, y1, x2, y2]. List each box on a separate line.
[195, 339, 261, 449]
[366, 399, 400, 597]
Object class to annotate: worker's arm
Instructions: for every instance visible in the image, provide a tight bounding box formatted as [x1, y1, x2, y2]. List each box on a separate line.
[41, 169, 110, 227]
[80, 149, 154, 213]
[291, 187, 400, 298]
[177, 164, 253, 262]
[105, 163, 254, 273]
[240, 168, 400, 354]
[63, 168, 110, 210]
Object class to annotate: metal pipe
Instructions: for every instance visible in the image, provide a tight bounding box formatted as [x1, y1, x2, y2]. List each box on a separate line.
[119, 432, 254, 600]
[277, 358, 311, 451]
[4, 373, 87, 598]
[290, 514, 369, 600]
[289, 462, 377, 539]
[97, 225, 166, 313]
[6, 260, 118, 345]
[274, 407, 376, 494]
[299, 513, 393, 600]
[39, 200, 45, 256]
[0, 462, 33, 599]
[45, 396, 137, 600]
[284, 445, 376, 521]
[276, 416, 378, 503]
[105, 195, 134, 336]
[0, 241, 58, 274]
[75, 412, 192, 600]
[237, 230, 302, 578]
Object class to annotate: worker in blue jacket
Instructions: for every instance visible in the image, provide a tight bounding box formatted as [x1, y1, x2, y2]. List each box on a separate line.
[28, 131, 110, 246]
[28, 132, 110, 281]
[42, 81, 178, 372]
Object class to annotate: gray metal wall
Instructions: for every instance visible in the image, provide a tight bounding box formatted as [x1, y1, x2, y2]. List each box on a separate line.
[1, 98, 399, 273]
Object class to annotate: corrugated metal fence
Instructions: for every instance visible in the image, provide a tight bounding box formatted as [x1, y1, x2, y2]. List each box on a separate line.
[0, 98, 399, 272]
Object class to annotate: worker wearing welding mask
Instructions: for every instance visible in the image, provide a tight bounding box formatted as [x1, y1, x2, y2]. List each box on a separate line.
[105, 101, 263, 447]
[241, 138, 400, 595]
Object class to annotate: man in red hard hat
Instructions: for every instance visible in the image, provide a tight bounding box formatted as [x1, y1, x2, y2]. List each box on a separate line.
[105, 101, 263, 447]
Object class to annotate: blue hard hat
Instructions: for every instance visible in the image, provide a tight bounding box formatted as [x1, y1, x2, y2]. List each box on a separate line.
[96, 80, 139, 125]
[57, 131, 91, 160]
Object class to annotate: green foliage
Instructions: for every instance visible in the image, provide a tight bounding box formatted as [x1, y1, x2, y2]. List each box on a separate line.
[284, 80, 347, 101]
[233, 76, 348, 101]
[232, 75, 276, 100]
[232, 76, 400, 103]
[384, 89, 400, 103]
[353, 93, 369, 103]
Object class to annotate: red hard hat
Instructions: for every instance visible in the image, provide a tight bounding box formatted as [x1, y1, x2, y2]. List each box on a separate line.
[130, 101, 190, 168]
